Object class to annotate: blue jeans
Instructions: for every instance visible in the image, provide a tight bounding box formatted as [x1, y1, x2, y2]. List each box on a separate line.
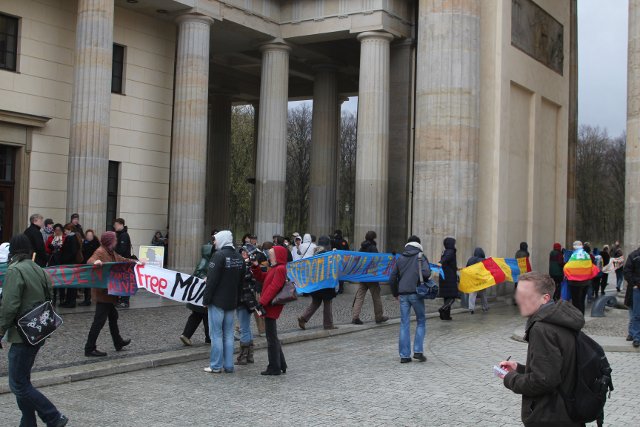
[616, 269, 624, 289]
[8, 343, 62, 427]
[399, 294, 426, 358]
[208, 305, 235, 372]
[237, 307, 253, 344]
[630, 288, 640, 341]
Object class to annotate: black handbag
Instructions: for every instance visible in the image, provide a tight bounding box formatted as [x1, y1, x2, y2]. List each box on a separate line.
[15, 266, 63, 346]
[271, 280, 298, 305]
[416, 253, 438, 300]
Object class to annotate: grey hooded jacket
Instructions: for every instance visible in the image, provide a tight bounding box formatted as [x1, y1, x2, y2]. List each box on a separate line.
[390, 243, 431, 297]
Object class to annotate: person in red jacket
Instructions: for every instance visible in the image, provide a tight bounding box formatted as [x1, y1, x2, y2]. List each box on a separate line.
[251, 245, 288, 376]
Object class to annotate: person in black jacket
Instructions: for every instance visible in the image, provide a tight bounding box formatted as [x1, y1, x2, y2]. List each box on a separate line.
[390, 235, 431, 363]
[79, 229, 100, 307]
[437, 237, 458, 320]
[331, 229, 350, 293]
[203, 230, 245, 374]
[351, 231, 389, 325]
[466, 247, 489, 314]
[623, 246, 640, 348]
[114, 218, 132, 308]
[297, 236, 338, 331]
[23, 213, 47, 267]
[59, 223, 82, 308]
[70, 213, 84, 239]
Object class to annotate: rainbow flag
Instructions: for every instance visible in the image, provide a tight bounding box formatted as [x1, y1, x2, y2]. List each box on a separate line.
[563, 249, 599, 281]
[459, 257, 514, 293]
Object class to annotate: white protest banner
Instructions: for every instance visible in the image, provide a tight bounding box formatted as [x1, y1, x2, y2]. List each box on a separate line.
[134, 263, 206, 306]
[138, 245, 165, 268]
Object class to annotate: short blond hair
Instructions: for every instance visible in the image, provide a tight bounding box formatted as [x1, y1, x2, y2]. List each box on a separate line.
[518, 272, 555, 297]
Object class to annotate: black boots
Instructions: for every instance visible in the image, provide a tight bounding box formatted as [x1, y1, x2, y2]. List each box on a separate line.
[439, 307, 452, 321]
[236, 342, 255, 365]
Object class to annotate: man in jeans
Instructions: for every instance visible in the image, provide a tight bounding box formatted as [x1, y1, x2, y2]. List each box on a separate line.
[203, 230, 245, 374]
[623, 244, 640, 348]
[390, 235, 431, 363]
[0, 234, 68, 427]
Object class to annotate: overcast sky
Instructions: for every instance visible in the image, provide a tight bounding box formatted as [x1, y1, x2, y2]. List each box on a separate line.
[579, 0, 628, 137]
[293, 1, 630, 136]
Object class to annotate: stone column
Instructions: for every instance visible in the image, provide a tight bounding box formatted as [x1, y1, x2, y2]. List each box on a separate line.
[354, 31, 393, 251]
[387, 39, 413, 253]
[204, 94, 232, 237]
[254, 42, 290, 242]
[627, 0, 640, 252]
[250, 102, 259, 229]
[309, 65, 339, 237]
[566, 0, 578, 247]
[412, 0, 481, 260]
[168, 14, 213, 273]
[66, 0, 114, 234]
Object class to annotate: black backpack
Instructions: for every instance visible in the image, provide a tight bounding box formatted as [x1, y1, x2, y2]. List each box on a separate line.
[561, 331, 614, 427]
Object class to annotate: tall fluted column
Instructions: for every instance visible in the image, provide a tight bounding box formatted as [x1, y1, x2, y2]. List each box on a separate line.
[309, 65, 339, 236]
[627, 0, 640, 253]
[354, 31, 393, 251]
[566, 0, 578, 247]
[66, 0, 114, 234]
[168, 14, 213, 272]
[254, 42, 290, 242]
[204, 94, 232, 236]
[412, 1, 480, 260]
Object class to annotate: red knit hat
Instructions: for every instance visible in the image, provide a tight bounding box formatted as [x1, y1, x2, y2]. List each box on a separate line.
[100, 231, 117, 250]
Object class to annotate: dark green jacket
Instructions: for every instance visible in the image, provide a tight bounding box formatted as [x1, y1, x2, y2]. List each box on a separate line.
[504, 300, 584, 427]
[0, 258, 53, 344]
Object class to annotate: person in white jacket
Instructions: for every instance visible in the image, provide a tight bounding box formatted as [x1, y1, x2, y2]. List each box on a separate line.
[292, 234, 316, 261]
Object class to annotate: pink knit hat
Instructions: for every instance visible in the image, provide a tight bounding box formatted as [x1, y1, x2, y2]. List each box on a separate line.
[100, 231, 117, 250]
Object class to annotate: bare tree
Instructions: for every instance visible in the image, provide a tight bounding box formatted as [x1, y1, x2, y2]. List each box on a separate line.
[285, 103, 313, 234]
[337, 111, 357, 243]
[229, 105, 255, 239]
[576, 125, 625, 246]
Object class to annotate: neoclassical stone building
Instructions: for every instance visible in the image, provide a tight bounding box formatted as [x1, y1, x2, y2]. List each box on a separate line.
[2, 0, 635, 278]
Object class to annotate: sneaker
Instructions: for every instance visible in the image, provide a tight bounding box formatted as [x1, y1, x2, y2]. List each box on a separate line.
[352, 318, 363, 325]
[204, 367, 222, 373]
[634, 340, 640, 348]
[180, 335, 193, 346]
[413, 353, 427, 362]
[376, 316, 389, 324]
[400, 358, 412, 363]
[54, 415, 69, 427]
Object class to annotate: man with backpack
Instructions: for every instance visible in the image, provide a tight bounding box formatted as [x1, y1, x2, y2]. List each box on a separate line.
[498, 272, 613, 427]
[623, 244, 640, 348]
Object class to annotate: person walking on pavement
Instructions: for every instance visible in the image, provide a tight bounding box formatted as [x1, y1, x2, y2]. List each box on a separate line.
[390, 235, 430, 364]
[351, 231, 389, 325]
[498, 272, 585, 427]
[437, 237, 458, 320]
[564, 241, 598, 315]
[331, 229, 350, 294]
[548, 243, 565, 301]
[0, 234, 69, 427]
[596, 245, 611, 298]
[114, 218, 133, 308]
[623, 244, 640, 348]
[202, 230, 245, 374]
[297, 236, 338, 331]
[84, 232, 136, 357]
[466, 247, 489, 314]
[24, 213, 48, 267]
[251, 246, 289, 375]
[180, 241, 213, 346]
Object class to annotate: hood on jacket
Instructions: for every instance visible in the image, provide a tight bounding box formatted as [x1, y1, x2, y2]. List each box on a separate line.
[317, 235, 332, 252]
[553, 242, 562, 251]
[273, 245, 288, 265]
[402, 243, 422, 257]
[116, 226, 128, 234]
[214, 230, 234, 250]
[100, 231, 117, 250]
[519, 242, 528, 252]
[443, 237, 456, 250]
[361, 240, 376, 250]
[473, 247, 485, 258]
[302, 234, 312, 244]
[526, 300, 584, 335]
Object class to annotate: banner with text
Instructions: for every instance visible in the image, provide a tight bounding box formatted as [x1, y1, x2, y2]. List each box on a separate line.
[134, 263, 206, 306]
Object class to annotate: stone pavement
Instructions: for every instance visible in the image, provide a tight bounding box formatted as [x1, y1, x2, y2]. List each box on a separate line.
[0, 287, 451, 376]
[0, 305, 636, 426]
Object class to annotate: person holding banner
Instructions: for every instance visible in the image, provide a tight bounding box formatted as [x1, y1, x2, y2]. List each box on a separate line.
[84, 232, 136, 357]
[202, 230, 245, 374]
[351, 231, 389, 325]
[297, 236, 338, 331]
[466, 248, 489, 314]
[252, 246, 289, 376]
[390, 235, 430, 363]
[438, 237, 458, 321]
